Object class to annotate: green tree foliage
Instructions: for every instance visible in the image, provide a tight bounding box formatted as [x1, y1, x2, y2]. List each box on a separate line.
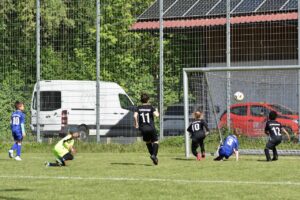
[0, 0, 183, 137]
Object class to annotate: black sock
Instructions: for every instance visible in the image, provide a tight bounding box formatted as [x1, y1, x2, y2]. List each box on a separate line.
[265, 149, 271, 161]
[272, 148, 278, 160]
[49, 162, 60, 167]
[146, 143, 153, 155]
[152, 143, 159, 156]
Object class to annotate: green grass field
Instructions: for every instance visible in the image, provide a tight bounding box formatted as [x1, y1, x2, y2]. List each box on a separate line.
[0, 152, 300, 200]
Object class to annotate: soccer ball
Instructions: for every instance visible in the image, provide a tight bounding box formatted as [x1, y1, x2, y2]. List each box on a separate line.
[234, 91, 244, 101]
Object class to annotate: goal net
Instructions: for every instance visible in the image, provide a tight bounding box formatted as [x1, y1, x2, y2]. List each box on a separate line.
[183, 66, 300, 158]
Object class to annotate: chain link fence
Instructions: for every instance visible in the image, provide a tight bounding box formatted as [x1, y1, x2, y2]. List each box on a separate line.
[1, 0, 300, 146]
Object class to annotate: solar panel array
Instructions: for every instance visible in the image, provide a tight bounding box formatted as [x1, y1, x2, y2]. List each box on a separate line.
[138, 0, 298, 20]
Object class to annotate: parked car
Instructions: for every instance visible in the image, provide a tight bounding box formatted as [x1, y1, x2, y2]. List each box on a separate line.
[164, 104, 195, 136]
[219, 102, 299, 137]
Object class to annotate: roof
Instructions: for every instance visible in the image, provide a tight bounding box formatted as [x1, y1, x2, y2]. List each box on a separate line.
[132, 0, 298, 30]
[132, 12, 297, 30]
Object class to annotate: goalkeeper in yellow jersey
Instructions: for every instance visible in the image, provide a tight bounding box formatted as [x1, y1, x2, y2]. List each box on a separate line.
[45, 127, 79, 167]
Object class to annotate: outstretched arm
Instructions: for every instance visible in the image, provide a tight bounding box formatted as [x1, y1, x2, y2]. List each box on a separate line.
[134, 112, 139, 129]
[282, 127, 291, 141]
[154, 108, 159, 117]
[234, 149, 239, 161]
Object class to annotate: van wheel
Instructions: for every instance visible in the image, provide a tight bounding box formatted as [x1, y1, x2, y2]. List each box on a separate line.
[78, 126, 89, 141]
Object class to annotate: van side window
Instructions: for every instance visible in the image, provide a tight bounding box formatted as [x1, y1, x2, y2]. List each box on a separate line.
[119, 94, 133, 110]
[33, 91, 61, 111]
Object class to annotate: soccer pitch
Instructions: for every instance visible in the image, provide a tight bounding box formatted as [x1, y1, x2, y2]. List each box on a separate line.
[0, 153, 300, 200]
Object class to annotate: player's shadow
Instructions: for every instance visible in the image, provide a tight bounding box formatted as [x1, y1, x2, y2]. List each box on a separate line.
[257, 159, 271, 162]
[172, 157, 196, 161]
[110, 162, 152, 167]
[0, 188, 31, 200]
[0, 189, 30, 192]
[0, 196, 25, 200]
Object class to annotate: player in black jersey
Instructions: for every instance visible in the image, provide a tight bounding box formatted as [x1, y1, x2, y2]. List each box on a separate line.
[134, 93, 160, 165]
[264, 111, 290, 161]
[187, 111, 210, 160]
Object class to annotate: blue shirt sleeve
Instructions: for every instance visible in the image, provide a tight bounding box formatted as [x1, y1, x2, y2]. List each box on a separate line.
[21, 113, 25, 124]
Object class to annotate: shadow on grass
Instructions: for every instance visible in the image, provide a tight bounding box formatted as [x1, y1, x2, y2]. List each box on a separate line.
[257, 159, 270, 162]
[0, 196, 26, 200]
[110, 162, 152, 167]
[0, 189, 30, 200]
[0, 189, 30, 192]
[172, 158, 196, 161]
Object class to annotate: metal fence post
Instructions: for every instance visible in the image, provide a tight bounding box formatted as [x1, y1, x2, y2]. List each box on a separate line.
[36, 0, 41, 143]
[159, 0, 164, 140]
[96, 0, 101, 143]
[226, 0, 231, 132]
[298, 0, 300, 143]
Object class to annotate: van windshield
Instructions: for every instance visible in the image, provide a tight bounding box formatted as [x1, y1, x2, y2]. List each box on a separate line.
[33, 91, 61, 111]
[119, 94, 133, 110]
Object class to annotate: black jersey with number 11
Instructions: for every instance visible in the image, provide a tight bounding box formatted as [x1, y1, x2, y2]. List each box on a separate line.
[137, 105, 156, 130]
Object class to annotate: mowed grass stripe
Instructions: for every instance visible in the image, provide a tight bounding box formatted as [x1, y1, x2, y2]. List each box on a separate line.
[1, 175, 300, 186]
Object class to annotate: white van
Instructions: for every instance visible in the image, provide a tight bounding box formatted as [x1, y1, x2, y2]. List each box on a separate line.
[30, 80, 136, 139]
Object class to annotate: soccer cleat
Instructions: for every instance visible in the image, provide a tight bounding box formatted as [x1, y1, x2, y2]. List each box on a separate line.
[202, 153, 206, 159]
[15, 156, 22, 161]
[150, 155, 158, 165]
[272, 157, 278, 161]
[8, 150, 14, 158]
[44, 161, 50, 167]
[196, 153, 201, 161]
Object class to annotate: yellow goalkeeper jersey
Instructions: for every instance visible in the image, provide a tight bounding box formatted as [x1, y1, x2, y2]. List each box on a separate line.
[53, 134, 74, 158]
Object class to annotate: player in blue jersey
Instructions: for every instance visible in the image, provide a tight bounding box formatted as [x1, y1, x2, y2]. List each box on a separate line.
[9, 101, 26, 161]
[214, 133, 239, 161]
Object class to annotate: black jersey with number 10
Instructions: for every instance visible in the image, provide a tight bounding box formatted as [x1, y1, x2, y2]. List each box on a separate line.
[137, 105, 156, 130]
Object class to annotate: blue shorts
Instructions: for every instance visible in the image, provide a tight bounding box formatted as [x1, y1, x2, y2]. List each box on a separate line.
[12, 132, 23, 141]
[219, 147, 232, 159]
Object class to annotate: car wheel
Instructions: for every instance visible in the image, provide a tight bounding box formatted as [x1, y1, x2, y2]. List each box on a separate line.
[78, 126, 89, 141]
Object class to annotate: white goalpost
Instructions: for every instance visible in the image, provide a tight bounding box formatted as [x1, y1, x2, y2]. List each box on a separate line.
[183, 65, 300, 158]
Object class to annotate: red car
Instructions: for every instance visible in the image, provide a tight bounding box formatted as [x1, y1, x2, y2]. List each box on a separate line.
[219, 102, 299, 137]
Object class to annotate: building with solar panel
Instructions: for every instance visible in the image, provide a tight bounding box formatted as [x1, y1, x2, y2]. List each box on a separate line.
[132, 0, 299, 131]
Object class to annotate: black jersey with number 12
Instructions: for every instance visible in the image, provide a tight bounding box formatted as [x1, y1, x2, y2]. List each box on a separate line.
[265, 120, 282, 140]
[137, 105, 156, 130]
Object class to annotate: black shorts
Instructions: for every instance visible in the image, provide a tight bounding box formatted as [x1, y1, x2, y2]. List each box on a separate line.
[140, 127, 158, 142]
[58, 153, 74, 166]
[266, 138, 282, 149]
[191, 133, 206, 142]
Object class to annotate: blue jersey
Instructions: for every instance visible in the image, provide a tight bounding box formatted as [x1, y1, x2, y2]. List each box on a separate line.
[10, 110, 25, 135]
[220, 135, 239, 157]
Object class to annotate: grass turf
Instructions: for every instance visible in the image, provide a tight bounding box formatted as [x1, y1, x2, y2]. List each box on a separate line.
[0, 152, 300, 200]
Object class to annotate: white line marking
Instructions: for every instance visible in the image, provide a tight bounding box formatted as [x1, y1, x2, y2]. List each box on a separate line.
[0, 175, 300, 186]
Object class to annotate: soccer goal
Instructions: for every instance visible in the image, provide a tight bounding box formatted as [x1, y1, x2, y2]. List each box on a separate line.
[183, 66, 300, 158]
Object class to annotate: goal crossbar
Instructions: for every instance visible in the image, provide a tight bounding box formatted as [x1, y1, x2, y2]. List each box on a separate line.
[183, 65, 300, 158]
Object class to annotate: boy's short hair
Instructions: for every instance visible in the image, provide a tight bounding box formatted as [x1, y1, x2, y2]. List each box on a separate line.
[15, 101, 24, 110]
[269, 111, 277, 120]
[69, 127, 79, 134]
[140, 93, 150, 103]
